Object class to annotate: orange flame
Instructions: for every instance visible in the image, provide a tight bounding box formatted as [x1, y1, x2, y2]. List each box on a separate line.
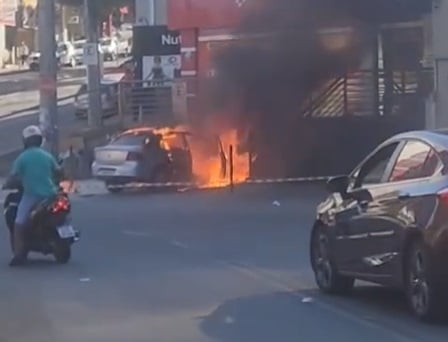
[191, 129, 250, 188]
[145, 126, 250, 188]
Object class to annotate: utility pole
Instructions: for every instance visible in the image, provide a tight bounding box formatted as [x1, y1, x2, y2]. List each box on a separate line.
[38, 0, 59, 156]
[84, 0, 102, 128]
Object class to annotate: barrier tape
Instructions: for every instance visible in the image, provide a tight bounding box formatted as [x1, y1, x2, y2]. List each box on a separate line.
[69, 175, 333, 194]
[106, 181, 198, 189]
[245, 176, 330, 184]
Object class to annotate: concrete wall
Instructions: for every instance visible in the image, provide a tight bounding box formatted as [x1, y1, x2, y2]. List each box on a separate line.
[431, 0, 448, 128]
[0, 25, 6, 66]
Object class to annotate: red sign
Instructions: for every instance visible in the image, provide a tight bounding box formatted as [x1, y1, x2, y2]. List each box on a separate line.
[168, 0, 246, 30]
[39, 78, 56, 93]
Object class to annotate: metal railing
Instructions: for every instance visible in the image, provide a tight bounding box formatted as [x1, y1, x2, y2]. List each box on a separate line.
[302, 68, 432, 118]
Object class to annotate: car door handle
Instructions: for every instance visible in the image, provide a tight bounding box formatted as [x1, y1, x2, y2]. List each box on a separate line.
[398, 192, 411, 200]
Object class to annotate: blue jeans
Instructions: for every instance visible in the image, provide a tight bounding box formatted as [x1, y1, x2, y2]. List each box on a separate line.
[15, 194, 46, 226]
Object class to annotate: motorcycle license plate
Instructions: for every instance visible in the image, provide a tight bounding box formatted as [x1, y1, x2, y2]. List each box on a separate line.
[57, 225, 76, 239]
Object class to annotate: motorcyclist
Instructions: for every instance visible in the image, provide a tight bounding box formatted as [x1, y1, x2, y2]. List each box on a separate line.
[4, 125, 61, 266]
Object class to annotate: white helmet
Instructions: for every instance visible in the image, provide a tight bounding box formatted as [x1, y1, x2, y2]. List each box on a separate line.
[22, 125, 42, 139]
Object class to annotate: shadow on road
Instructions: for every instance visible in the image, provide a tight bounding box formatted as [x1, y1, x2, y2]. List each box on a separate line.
[199, 291, 306, 342]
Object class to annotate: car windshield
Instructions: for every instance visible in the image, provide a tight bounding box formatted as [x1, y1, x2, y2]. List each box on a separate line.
[109, 133, 148, 146]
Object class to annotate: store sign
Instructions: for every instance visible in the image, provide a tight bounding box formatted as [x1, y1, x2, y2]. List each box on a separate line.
[133, 25, 182, 82]
[133, 25, 181, 56]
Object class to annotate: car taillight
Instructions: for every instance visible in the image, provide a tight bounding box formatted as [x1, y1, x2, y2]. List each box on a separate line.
[437, 188, 448, 207]
[51, 197, 70, 213]
[126, 152, 140, 161]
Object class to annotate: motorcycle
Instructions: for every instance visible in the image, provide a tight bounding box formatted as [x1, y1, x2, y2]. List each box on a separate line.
[3, 185, 80, 264]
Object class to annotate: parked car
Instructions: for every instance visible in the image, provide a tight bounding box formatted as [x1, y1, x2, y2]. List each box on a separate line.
[28, 51, 41, 71]
[73, 73, 124, 119]
[113, 32, 131, 57]
[28, 41, 77, 71]
[309, 129, 448, 322]
[91, 129, 226, 193]
[72, 39, 86, 65]
[56, 41, 77, 67]
[100, 37, 119, 61]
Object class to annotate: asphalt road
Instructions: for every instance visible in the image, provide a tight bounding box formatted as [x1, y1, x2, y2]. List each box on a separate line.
[0, 60, 127, 157]
[0, 184, 447, 342]
[0, 68, 85, 96]
[0, 103, 79, 156]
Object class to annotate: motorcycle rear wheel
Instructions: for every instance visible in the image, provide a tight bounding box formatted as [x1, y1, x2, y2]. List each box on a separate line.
[53, 241, 71, 264]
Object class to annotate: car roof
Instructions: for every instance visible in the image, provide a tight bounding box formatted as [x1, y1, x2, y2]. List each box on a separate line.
[384, 130, 448, 152]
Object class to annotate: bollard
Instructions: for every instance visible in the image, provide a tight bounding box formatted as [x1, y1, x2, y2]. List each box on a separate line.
[229, 144, 234, 193]
[248, 149, 253, 180]
[138, 105, 143, 123]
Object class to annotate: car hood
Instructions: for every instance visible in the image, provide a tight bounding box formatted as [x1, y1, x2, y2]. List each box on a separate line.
[29, 52, 40, 58]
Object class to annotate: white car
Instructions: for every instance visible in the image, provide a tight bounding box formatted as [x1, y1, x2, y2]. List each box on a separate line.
[72, 39, 86, 65]
[27, 41, 76, 71]
[100, 37, 118, 61]
[57, 41, 77, 67]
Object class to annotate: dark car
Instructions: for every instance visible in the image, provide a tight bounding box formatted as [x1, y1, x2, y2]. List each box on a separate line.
[309, 130, 448, 322]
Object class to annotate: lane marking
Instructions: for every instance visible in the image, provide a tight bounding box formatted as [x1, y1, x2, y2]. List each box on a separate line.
[120, 229, 416, 340]
[122, 230, 154, 238]
[171, 240, 189, 249]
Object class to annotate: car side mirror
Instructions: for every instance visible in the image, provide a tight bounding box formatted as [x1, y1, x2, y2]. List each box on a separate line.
[349, 188, 373, 203]
[326, 175, 349, 194]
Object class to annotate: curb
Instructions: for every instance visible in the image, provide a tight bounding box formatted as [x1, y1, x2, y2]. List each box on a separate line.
[0, 68, 30, 77]
[5, 93, 76, 118]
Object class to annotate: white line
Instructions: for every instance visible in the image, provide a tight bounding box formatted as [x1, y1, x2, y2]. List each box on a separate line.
[181, 47, 197, 53]
[181, 70, 197, 76]
[171, 240, 190, 249]
[118, 231, 414, 340]
[122, 230, 153, 238]
[215, 259, 413, 342]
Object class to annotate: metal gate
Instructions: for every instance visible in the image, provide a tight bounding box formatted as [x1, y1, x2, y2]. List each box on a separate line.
[248, 68, 432, 179]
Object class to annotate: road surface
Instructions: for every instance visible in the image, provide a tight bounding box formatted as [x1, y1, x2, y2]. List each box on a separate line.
[0, 60, 127, 156]
[0, 184, 447, 342]
[0, 69, 84, 96]
[0, 60, 125, 97]
[0, 103, 80, 156]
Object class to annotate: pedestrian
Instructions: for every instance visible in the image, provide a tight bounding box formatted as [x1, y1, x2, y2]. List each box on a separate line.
[18, 41, 29, 68]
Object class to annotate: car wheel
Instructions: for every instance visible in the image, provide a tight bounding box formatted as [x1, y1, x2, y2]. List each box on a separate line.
[310, 223, 354, 294]
[404, 238, 447, 322]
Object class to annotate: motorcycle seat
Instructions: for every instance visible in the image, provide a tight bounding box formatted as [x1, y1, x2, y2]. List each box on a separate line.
[30, 196, 57, 219]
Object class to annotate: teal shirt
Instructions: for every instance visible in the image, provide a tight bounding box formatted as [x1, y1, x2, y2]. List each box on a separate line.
[12, 147, 59, 197]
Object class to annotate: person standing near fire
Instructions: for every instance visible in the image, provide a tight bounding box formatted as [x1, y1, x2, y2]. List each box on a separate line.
[18, 41, 29, 68]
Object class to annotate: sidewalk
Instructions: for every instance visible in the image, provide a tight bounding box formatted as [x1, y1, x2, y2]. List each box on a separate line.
[0, 64, 28, 76]
[0, 81, 81, 119]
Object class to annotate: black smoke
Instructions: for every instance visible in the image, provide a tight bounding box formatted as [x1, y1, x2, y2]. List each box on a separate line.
[200, 0, 431, 177]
